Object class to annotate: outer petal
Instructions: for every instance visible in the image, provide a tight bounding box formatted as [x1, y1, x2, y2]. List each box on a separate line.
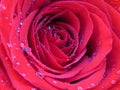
[92, 32, 120, 90]
[0, 47, 13, 90]
[0, 0, 17, 58]
[0, 41, 33, 90]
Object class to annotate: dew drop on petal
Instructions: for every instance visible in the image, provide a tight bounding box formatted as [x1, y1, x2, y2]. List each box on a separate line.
[53, 80, 57, 84]
[92, 52, 96, 56]
[31, 87, 38, 90]
[27, 63, 30, 66]
[66, 58, 70, 61]
[27, 48, 31, 52]
[16, 47, 19, 50]
[116, 70, 120, 74]
[90, 83, 95, 87]
[17, 27, 21, 32]
[77, 86, 83, 90]
[9, 22, 12, 26]
[36, 71, 43, 78]
[19, 12, 22, 15]
[40, 43, 45, 48]
[20, 20, 23, 26]
[29, 59, 34, 64]
[111, 80, 116, 84]
[7, 43, 13, 48]
[16, 62, 20, 65]
[20, 42, 25, 48]
[13, 13, 17, 18]
[48, 26, 52, 30]
[21, 73, 26, 77]
[22, 48, 28, 55]
[12, 56, 16, 60]
[0, 4, 6, 10]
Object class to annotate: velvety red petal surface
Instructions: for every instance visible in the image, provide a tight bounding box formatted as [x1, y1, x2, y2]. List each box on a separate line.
[0, 0, 120, 90]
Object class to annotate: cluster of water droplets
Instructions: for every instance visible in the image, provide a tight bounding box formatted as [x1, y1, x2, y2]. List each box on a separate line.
[17, 20, 24, 33]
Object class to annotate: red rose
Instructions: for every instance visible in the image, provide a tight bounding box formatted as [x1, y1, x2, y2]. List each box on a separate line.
[0, 0, 120, 90]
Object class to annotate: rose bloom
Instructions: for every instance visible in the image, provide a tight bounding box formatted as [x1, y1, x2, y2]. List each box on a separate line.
[0, 0, 120, 90]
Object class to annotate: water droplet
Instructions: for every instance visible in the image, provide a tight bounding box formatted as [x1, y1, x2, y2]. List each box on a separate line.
[13, 13, 17, 18]
[0, 4, 6, 10]
[20, 20, 23, 26]
[9, 22, 12, 26]
[22, 48, 28, 55]
[31, 87, 37, 90]
[40, 43, 45, 48]
[16, 47, 19, 50]
[36, 71, 43, 78]
[66, 58, 70, 61]
[79, 39, 83, 44]
[21, 73, 26, 77]
[12, 56, 16, 60]
[53, 80, 57, 84]
[19, 12, 22, 15]
[7, 43, 13, 48]
[20, 42, 25, 48]
[116, 70, 120, 74]
[16, 62, 20, 65]
[29, 60, 34, 64]
[17, 27, 21, 32]
[92, 52, 96, 56]
[27, 63, 30, 66]
[77, 86, 83, 90]
[90, 83, 95, 87]
[48, 26, 52, 30]
[111, 80, 116, 84]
